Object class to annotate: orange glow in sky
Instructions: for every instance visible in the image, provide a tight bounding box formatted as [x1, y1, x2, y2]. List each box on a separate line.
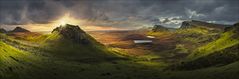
[2, 13, 129, 32]
[53, 13, 81, 26]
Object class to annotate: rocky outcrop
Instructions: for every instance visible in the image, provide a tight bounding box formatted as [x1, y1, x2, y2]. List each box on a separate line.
[233, 22, 239, 29]
[52, 24, 92, 45]
[11, 27, 30, 33]
[0, 28, 7, 33]
[152, 25, 169, 32]
[234, 22, 239, 26]
[224, 22, 239, 32]
[180, 21, 196, 29]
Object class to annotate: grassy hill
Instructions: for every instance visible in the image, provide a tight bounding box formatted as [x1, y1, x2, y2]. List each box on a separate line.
[0, 39, 46, 79]
[0, 24, 167, 79]
[147, 21, 223, 62]
[170, 22, 239, 70]
[0, 32, 167, 79]
[39, 24, 121, 61]
[1, 22, 239, 79]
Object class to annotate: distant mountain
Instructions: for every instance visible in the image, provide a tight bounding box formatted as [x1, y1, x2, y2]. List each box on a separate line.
[11, 27, 30, 33]
[234, 22, 239, 26]
[224, 22, 239, 32]
[152, 25, 169, 32]
[0, 28, 7, 33]
[180, 20, 230, 30]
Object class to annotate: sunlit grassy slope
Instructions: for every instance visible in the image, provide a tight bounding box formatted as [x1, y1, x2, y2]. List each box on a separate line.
[1, 22, 238, 79]
[170, 24, 239, 70]
[0, 40, 43, 79]
[0, 35, 167, 79]
[0, 41, 40, 65]
[189, 28, 239, 59]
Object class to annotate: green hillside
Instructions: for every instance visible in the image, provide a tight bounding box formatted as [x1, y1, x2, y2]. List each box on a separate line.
[39, 24, 123, 62]
[0, 32, 166, 79]
[170, 23, 239, 70]
[190, 28, 239, 59]
[0, 25, 166, 79]
[0, 40, 43, 79]
[1, 22, 239, 79]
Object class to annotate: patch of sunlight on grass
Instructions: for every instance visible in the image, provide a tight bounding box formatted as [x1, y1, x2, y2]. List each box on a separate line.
[136, 61, 167, 67]
[0, 41, 41, 68]
[108, 47, 132, 57]
[137, 54, 161, 61]
[189, 29, 239, 59]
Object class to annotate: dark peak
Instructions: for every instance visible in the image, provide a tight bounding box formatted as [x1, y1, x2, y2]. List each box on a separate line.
[11, 27, 30, 33]
[180, 21, 195, 29]
[234, 22, 239, 33]
[225, 22, 239, 32]
[233, 22, 239, 26]
[152, 25, 169, 32]
[0, 28, 7, 33]
[52, 24, 91, 44]
[180, 20, 205, 28]
[52, 24, 85, 33]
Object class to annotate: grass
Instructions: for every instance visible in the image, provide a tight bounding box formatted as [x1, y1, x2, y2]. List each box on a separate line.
[169, 26, 239, 70]
[39, 32, 118, 61]
[190, 29, 239, 59]
[0, 41, 43, 79]
[1, 24, 239, 79]
[0, 40, 169, 79]
[0, 36, 168, 79]
[159, 61, 239, 79]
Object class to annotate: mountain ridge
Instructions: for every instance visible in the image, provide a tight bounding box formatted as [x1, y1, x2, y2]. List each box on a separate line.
[171, 22, 239, 70]
[10, 27, 30, 33]
[180, 20, 230, 30]
[0, 28, 7, 33]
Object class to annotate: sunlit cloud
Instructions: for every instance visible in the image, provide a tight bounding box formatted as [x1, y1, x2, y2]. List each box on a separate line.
[53, 13, 81, 26]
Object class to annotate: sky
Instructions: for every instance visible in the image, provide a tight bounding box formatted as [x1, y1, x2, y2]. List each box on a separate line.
[0, 0, 238, 31]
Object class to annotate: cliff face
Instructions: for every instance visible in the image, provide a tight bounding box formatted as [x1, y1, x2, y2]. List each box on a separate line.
[180, 21, 196, 29]
[180, 20, 229, 30]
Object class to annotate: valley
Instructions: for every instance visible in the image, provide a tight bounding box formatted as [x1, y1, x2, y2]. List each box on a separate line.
[1, 20, 239, 79]
[1, 0, 239, 79]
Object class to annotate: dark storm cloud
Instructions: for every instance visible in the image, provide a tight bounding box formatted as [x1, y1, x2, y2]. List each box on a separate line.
[0, 0, 238, 28]
[0, 0, 66, 25]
